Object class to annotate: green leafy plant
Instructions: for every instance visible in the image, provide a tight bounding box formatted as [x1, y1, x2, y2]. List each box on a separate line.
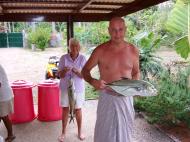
[75, 22, 109, 48]
[133, 32, 163, 79]
[85, 83, 99, 100]
[175, 36, 190, 58]
[28, 27, 51, 51]
[135, 67, 190, 127]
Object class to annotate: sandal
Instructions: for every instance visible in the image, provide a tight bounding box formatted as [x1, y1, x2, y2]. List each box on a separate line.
[78, 134, 85, 141]
[5, 135, 16, 142]
[58, 135, 65, 142]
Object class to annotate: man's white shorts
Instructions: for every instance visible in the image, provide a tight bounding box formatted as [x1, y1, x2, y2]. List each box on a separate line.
[60, 91, 85, 109]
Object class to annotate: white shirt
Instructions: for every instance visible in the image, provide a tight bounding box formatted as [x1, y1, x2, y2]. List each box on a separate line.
[0, 64, 13, 102]
[58, 54, 86, 94]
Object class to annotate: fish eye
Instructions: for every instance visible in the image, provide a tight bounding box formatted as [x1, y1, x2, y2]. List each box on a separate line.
[136, 87, 141, 91]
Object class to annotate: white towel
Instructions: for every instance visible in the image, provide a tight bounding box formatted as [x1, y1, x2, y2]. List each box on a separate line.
[0, 64, 13, 102]
[94, 90, 135, 142]
[0, 135, 4, 142]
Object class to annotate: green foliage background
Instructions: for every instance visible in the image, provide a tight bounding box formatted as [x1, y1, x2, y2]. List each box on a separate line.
[135, 67, 190, 127]
[74, 22, 109, 47]
[28, 23, 51, 50]
[5, 1, 190, 127]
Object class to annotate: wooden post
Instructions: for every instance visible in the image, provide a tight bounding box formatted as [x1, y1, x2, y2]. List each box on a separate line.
[67, 16, 74, 47]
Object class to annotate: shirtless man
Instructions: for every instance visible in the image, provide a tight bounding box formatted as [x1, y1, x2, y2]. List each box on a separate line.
[82, 17, 140, 142]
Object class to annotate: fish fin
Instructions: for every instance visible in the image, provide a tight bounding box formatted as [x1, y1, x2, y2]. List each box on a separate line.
[69, 116, 74, 124]
[107, 77, 129, 85]
[106, 80, 123, 86]
[121, 77, 130, 80]
[106, 83, 114, 86]
[69, 118, 72, 124]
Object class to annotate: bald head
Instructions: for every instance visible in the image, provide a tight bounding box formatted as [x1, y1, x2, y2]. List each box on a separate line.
[108, 17, 126, 44]
[109, 17, 125, 27]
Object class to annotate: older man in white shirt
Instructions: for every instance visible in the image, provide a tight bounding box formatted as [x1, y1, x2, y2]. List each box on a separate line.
[58, 38, 86, 142]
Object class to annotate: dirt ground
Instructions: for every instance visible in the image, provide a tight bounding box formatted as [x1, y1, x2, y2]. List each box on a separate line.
[0, 47, 185, 103]
[0, 47, 64, 85]
[0, 47, 185, 86]
[0, 47, 182, 142]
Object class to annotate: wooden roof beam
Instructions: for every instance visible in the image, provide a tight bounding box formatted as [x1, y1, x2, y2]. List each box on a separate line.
[3, 7, 76, 10]
[3, 7, 115, 12]
[4, 9, 74, 14]
[78, 0, 94, 12]
[109, 0, 169, 17]
[0, 13, 109, 22]
[92, 2, 130, 6]
[1, 2, 80, 8]
[0, 0, 83, 3]
[0, 4, 2, 14]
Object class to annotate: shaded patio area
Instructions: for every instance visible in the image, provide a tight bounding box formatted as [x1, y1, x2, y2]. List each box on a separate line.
[0, 100, 174, 142]
[0, 48, 177, 142]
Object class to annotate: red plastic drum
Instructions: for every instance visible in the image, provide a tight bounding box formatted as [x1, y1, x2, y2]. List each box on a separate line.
[10, 80, 36, 124]
[37, 80, 62, 121]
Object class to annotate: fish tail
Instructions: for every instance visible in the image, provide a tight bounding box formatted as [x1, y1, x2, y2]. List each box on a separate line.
[69, 115, 74, 123]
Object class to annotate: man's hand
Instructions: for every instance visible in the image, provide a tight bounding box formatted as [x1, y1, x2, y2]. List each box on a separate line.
[59, 67, 71, 78]
[72, 68, 83, 78]
[72, 68, 80, 74]
[91, 79, 107, 90]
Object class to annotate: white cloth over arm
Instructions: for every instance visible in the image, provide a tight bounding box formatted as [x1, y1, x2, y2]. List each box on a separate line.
[0, 64, 13, 102]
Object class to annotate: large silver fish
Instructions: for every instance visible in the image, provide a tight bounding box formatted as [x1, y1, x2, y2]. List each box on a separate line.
[107, 77, 157, 97]
[68, 78, 76, 123]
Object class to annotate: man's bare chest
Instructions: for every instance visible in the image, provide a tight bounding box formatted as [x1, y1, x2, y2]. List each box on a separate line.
[100, 51, 133, 70]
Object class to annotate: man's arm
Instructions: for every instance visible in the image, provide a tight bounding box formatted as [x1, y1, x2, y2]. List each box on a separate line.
[72, 68, 83, 78]
[58, 67, 70, 78]
[57, 55, 70, 78]
[132, 47, 140, 80]
[82, 49, 99, 84]
[71, 56, 87, 78]
[82, 47, 106, 90]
